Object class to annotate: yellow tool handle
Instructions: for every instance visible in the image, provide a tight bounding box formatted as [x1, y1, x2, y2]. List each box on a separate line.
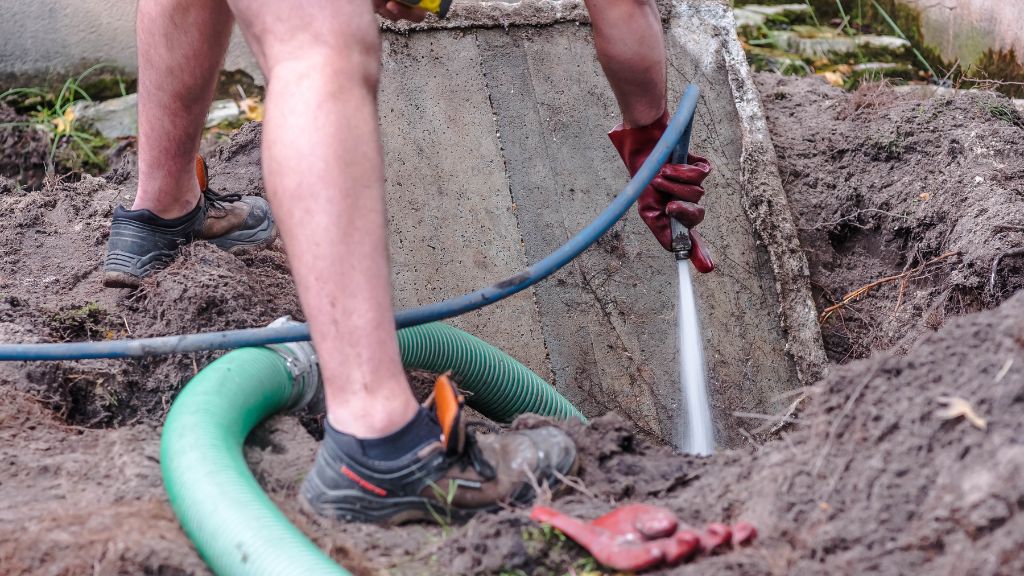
[393, 0, 452, 17]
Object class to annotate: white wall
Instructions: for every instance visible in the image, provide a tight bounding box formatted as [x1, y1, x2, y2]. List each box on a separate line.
[901, 0, 1024, 66]
[0, 0, 260, 83]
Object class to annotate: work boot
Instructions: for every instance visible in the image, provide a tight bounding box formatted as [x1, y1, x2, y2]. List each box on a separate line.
[301, 374, 578, 525]
[103, 156, 276, 288]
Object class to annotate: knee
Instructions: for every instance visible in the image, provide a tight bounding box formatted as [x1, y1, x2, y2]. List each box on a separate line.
[248, 16, 382, 92]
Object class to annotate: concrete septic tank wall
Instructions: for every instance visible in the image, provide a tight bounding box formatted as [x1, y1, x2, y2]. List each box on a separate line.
[0, 0, 825, 448]
[379, 0, 825, 448]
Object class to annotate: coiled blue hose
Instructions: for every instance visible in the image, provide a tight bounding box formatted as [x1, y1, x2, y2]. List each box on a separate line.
[0, 86, 700, 361]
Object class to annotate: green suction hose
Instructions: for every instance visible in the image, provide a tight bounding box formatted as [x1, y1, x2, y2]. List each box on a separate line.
[399, 322, 583, 422]
[162, 320, 582, 576]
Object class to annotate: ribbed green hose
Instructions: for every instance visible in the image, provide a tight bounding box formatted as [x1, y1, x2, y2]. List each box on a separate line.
[162, 347, 346, 575]
[162, 322, 582, 576]
[398, 323, 584, 422]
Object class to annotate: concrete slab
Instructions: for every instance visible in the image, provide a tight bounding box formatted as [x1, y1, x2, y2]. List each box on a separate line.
[378, 31, 550, 380]
[477, 25, 674, 439]
[385, 0, 823, 446]
[473, 12, 817, 447]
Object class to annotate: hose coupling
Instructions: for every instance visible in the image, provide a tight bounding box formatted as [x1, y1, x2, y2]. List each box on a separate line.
[670, 217, 691, 261]
[265, 316, 322, 412]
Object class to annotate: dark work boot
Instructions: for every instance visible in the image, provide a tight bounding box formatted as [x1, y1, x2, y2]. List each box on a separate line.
[300, 374, 578, 525]
[103, 156, 276, 288]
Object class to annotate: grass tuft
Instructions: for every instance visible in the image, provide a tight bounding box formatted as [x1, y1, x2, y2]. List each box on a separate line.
[0, 63, 117, 175]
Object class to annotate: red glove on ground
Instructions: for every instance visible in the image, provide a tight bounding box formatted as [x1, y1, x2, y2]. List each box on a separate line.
[530, 504, 757, 572]
[609, 112, 715, 273]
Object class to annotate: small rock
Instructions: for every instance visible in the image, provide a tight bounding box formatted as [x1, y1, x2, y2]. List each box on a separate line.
[73, 95, 244, 139]
[71, 94, 138, 139]
[205, 99, 243, 127]
[774, 27, 909, 59]
[734, 3, 811, 28]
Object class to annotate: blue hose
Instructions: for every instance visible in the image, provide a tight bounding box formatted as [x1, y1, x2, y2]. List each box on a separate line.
[0, 86, 700, 361]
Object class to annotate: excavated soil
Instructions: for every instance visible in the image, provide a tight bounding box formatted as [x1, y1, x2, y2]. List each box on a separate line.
[2, 77, 1023, 574]
[756, 74, 1024, 362]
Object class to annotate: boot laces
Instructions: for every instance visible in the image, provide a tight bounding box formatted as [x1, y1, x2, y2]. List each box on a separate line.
[451, 422, 497, 480]
[203, 187, 243, 211]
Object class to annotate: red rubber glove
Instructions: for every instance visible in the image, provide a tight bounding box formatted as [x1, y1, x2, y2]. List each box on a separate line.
[530, 504, 757, 572]
[609, 112, 715, 273]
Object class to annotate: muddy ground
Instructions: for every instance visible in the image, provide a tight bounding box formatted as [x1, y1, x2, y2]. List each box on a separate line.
[1, 77, 1023, 575]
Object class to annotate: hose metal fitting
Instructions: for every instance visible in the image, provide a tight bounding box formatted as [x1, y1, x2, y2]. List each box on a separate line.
[670, 218, 691, 261]
[265, 316, 322, 412]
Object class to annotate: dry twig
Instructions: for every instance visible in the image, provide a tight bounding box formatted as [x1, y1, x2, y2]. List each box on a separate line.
[552, 470, 596, 500]
[819, 252, 959, 323]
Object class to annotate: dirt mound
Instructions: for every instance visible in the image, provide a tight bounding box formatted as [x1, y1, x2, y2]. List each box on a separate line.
[0, 129, 301, 429]
[0, 386, 204, 575]
[756, 74, 1024, 361]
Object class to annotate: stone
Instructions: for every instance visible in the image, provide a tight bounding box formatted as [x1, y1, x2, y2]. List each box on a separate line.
[73, 95, 244, 138]
[734, 3, 812, 29]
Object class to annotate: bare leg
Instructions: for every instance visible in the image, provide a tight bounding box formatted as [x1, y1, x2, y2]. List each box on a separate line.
[584, 0, 667, 128]
[133, 0, 233, 218]
[227, 0, 418, 437]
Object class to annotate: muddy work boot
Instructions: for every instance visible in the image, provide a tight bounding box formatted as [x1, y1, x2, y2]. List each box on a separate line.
[103, 156, 276, 288]
[301, 374, 578, 525]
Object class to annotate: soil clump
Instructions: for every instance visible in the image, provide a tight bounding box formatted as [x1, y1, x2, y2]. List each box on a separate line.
[0, 103, 51, 190]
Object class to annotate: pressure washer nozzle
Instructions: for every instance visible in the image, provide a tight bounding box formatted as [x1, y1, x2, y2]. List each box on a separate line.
[670, 218, 691, 260]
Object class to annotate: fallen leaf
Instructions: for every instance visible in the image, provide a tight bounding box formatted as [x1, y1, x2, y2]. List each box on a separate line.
[241, 98, 264, 122]
[818, 71, 845, 87]
[935, 396, 987, 430]
[51, 107, 75, 135]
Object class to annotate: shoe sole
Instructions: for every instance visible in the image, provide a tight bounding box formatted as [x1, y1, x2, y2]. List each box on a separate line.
[103, 221, 277, 289]
[299, 471, 503, 526]
[209, 218, 277, 251]
[300, 452, 580, 526]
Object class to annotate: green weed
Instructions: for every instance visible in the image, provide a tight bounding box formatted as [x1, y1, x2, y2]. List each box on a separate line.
[803, 0, 820, 26]
[516, 525, 606, 575]
[49, 302, 111, 341]
[424, 479, 459, 537]
[869, 127, 905, 161]
[522, 523, 568, 546]
[0, 63, 116, 174]
[965, 48, 1024, 99]
[868, 0, 936, 79]
[988, 104, 1024, 130]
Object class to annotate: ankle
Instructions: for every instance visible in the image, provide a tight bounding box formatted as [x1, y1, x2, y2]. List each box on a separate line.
[325, 406, 441, 461]
[132, 180, 202, 220]
[326, 393, 419, 440]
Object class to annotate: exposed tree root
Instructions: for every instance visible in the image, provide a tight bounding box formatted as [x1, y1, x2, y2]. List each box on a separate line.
[819, 252, 959, 323]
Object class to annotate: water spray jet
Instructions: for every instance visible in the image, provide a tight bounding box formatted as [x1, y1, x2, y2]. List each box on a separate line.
[669, 112, 714, 456]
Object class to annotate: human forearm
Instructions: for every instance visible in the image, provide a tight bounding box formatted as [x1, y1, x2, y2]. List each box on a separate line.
[584, 0, 667, 127]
